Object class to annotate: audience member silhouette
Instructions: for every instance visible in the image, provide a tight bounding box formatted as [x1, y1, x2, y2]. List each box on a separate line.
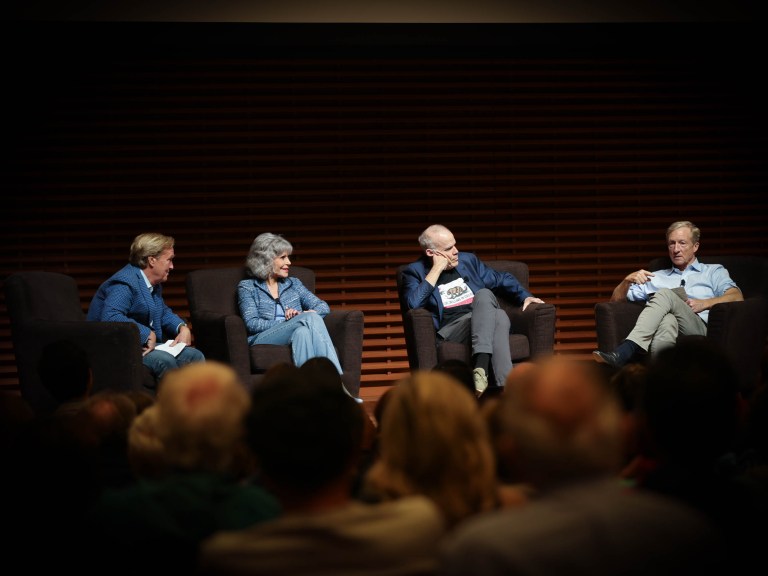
[85, 361, 279, 576]
[360, 370, 498, 529]
[607, 362, 653, 481]
[633, 336, 768, 572]
[0, 391, 34, 453]
[298, 356, 378, 493]
[5, 389, 140, 571]
[438, 355, 721, 576]
[199, 364, 445, 576]
[740, 371, 768, 482]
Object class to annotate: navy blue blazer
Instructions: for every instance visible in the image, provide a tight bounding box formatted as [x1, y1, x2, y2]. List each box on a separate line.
[401, 252, 532, 330]
[87, 264, 185, 346]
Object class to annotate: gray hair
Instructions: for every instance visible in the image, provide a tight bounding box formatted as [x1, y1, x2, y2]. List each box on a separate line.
[245, 233, 293, 280]
[418, 224, 451, 251]
[666, 221, 700, 244]
[129, 233, 175, 269]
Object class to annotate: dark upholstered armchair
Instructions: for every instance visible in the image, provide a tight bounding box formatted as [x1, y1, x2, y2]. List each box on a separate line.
[3, 271, 155, 414]
[185, 266, 365, 396]
[396, 260, 557, 372]
[595, 255, 768, 398]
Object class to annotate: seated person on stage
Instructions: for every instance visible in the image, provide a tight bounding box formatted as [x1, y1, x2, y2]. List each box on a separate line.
[400, 224, 545, 396]
[593, 220, 742, 368]
[238, 232, 361, 403]
[87, 232, 205, 385]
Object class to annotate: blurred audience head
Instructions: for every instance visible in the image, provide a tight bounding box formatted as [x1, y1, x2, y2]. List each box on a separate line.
[494, 356, 623, 488]
[364, 370, 497, 527]
[248, 363, 366, 500]
[642, 336, 740, 466]
[129, 360, 252, 478]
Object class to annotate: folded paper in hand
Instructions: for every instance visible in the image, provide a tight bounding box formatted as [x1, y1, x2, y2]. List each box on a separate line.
[155, 340, 186, 357]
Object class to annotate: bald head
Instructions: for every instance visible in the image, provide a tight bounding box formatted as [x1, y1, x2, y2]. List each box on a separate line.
[418, 224, 453, 251]
[497, 357, 623, 486]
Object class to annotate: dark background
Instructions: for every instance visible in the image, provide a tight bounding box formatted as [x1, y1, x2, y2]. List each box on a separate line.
[3, 3, 767, 393]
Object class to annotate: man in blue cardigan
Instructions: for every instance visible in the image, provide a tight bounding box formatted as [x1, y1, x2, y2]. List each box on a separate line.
[401, 224, 544, 396]
[87, 232, 205, 385]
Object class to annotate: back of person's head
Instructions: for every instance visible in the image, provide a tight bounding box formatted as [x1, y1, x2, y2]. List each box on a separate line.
[298, 356, 343, 388]
[142, 360, 252, 476]
[127, 405, 166, 479]
[47, 390, 139, 493]
[54, 390, 137, 455]
[364, 370, 497, 527]
[39, 339, 92, 404]
[610, 363, 649, 413]
[248, 363, 366, 496]
[642, 336, 740, 466]
[609, 363, 650, 467]
[123, 389, 156, 415]
[495, 356, 624, 488]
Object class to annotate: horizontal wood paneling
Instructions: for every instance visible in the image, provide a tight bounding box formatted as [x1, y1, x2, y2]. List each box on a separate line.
[2, 22, 767, 392]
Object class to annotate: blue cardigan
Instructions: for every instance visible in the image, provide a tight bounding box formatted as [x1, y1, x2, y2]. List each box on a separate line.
[400, 252, 532, 330]
[238, 276, 330, 344]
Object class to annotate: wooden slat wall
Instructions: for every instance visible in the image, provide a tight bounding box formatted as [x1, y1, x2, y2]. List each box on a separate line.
[3, 23, 767, 393]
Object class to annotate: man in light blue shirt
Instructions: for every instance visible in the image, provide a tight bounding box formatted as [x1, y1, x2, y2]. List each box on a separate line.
[593, 221, 742, 368]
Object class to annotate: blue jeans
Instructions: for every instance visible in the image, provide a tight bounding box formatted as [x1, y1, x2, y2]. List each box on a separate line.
[143, 346, 206, 381]
[249, 312, 343, 374]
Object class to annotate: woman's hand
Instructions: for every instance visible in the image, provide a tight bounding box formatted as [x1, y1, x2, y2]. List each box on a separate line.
[285, 308, 302, 319]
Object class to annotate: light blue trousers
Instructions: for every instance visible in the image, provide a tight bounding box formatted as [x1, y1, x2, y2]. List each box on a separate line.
[250, 312, 343, 374]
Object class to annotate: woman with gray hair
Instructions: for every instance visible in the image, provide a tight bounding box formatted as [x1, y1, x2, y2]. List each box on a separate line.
[238, 233, 360, 402]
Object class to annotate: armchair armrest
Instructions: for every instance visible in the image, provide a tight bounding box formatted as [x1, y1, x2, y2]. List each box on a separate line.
[507, 302, 557, 358]
[323, 309, 365, 397]
[403, 308, 439, 370]
[16, 319, 148, 411]
[594, 301, 645, 352]
[706, 297, 767, 396]
[190, 311, 252, 386]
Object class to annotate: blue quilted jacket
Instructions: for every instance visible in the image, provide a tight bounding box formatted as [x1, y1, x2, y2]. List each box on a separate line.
[237, 275, 330, 343]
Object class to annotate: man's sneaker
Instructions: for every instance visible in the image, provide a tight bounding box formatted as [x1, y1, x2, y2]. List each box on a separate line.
[473, 367, 488, 397]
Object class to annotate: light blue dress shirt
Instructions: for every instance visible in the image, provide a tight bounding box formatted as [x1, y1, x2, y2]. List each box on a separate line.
[626, 258, 738, 323]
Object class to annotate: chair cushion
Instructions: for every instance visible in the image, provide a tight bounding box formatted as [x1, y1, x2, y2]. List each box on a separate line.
[437, 334, 530, 365]
[249, 344, 294, 373]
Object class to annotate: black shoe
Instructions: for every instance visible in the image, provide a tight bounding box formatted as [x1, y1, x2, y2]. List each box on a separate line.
[592, 350, 625, 369]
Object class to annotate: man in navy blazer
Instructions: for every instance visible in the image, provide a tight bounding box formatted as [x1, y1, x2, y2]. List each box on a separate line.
[88, 232, 205, 385]
[401, 224, 544, 396]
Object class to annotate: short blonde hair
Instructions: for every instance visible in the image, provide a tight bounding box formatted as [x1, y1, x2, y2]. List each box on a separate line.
[666, 221, 700, 244]
[363, 370, 497, 528]
[129, 233, 175, 268]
